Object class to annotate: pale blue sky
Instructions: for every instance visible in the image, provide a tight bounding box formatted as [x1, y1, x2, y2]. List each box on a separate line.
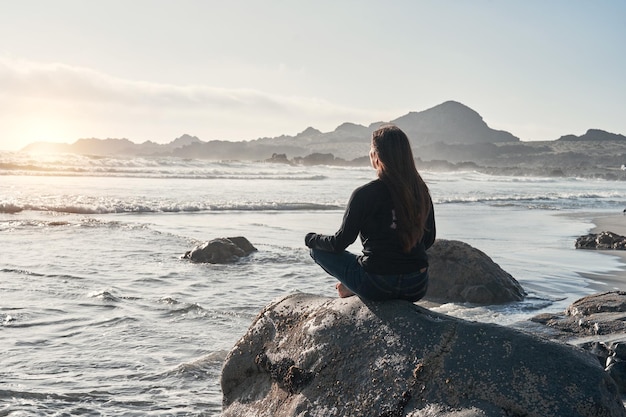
[0, 0, 624, 150]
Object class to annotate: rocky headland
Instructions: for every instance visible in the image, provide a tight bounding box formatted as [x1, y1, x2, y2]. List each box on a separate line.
[18, 101, 626, 180]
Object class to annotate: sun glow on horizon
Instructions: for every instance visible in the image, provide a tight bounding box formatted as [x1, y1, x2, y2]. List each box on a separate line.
[2, 114, 78, 151]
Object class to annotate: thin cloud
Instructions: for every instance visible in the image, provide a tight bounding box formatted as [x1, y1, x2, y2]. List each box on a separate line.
[0, 57, 384, 124]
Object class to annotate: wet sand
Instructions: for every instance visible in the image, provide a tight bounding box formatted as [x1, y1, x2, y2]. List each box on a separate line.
[582, 213, 626, 291]
[590, 213, 626, 236]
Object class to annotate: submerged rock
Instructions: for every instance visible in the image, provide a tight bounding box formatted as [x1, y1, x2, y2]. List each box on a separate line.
[221, 293, 624, 417]
[183, 236, 257, 263]
[576, 231, 626, 250]
[426, 239, 526, 304]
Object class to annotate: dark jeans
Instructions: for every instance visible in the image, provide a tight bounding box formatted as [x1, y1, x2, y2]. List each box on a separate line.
[309, 248, 428, 302]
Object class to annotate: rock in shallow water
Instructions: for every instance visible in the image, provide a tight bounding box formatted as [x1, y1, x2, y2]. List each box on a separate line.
[426, 239, 526, 304]
[183, 236, 257, 263]
[221, 293, 625, 417]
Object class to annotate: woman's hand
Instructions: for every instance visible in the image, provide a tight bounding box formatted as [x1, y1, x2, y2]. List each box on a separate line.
[304, 232, 316, 247]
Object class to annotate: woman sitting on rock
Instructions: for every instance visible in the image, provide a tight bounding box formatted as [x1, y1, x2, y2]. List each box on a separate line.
[305, 125, 436, 301]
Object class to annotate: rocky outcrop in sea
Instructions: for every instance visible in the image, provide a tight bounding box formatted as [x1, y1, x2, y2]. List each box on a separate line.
[182, 236, 257, 263]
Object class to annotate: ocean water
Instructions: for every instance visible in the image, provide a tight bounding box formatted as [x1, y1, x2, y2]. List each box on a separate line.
[2, 151, 626, 416]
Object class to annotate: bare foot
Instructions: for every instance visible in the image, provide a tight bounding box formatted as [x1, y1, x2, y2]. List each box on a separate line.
[335, 282, 355, 298]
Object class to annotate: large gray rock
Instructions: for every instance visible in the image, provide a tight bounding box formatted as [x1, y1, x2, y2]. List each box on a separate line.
[426, 239, 526, 304]
[183, 236, 257, 263]
[221, 293, 624, 417]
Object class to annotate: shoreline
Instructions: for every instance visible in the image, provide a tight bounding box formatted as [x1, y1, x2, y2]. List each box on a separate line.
[579, 213, 626, 292]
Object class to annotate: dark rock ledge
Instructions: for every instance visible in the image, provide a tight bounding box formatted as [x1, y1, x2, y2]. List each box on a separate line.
[576, 231, 626, 250]
[531, 291, 626, 396]
[221, 293, 625, 417]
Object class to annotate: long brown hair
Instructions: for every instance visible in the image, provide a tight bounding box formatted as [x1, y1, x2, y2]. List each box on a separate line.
[371, 125, 431, 252]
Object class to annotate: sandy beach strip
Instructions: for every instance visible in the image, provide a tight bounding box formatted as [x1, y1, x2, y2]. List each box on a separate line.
[580, 213, 626, 292]
[590, 213, 626, 236]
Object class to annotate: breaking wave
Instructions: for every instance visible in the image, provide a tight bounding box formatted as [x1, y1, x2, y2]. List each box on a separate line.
[0, 201, 343, 215]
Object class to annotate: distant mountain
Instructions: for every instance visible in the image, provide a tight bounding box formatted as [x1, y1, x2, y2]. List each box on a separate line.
[21, 138, 136, 155]
[390, 101, 519, 145]
[557, 129, 626, 142]
[21, 134, 203, 157]
[20, 141, 74, 154]
[15, 101, 626, 179]
[70, 138, 137, 155]
[250, 101, 521, 159]
[17, 101, 527, 160]
[169, 134, 203, 148]
[297, 127, 322, 137]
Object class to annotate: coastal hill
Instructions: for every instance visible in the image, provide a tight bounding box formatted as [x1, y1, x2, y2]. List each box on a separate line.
[19, 101, 519, 161]
[391, 100, 519, 145]
[249, 101, 520, 160]
[20, 100, 626, 179]
[558, 128, 626, 142]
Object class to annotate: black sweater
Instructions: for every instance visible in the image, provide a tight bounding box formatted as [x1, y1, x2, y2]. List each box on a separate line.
[305, 179, 436, 274]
